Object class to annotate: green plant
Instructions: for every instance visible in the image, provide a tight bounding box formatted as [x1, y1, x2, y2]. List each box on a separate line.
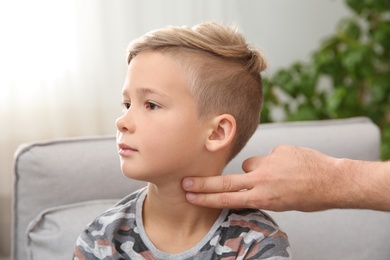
[261, 0, 390, 159]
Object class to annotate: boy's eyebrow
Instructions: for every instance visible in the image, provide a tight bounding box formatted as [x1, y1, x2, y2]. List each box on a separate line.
[136, 87, 168, 97]
[121, 87, 169, 98]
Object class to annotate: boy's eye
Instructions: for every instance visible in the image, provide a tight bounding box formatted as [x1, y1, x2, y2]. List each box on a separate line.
[145, 101, 160, 110]
[122, 102, 131, 110]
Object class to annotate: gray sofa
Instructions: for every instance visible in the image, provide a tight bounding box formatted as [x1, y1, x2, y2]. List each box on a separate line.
[12, 117, 390, 260]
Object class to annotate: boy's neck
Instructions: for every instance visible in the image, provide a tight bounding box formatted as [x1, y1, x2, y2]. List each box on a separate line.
[142, 180, 222, 254]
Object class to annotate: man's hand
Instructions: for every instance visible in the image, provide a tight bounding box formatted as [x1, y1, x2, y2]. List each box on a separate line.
[182, 145, 345, 212]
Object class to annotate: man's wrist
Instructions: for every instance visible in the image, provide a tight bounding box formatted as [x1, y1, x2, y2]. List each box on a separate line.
[331, 158, 363, 209]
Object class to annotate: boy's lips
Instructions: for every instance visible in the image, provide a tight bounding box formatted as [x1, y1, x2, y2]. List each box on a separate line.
[117, 143, 138, 156]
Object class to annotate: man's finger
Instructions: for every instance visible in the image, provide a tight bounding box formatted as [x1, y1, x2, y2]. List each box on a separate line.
[185, 190, 252, 209]
[182, 174, 251, 193]
[242, 156, 263, 173]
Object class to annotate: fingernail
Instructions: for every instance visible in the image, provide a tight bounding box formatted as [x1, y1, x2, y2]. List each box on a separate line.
[186, 192, 197, 202]
[182, 178, 193, 190]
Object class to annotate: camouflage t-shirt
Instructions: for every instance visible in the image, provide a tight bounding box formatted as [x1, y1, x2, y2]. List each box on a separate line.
[74, 188, 292, 260]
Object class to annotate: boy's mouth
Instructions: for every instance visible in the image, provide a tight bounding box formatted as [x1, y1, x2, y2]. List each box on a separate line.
[117, 143, 138, 156]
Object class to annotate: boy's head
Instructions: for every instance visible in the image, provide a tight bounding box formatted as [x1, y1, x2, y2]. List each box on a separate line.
[126, 22, 267, 162]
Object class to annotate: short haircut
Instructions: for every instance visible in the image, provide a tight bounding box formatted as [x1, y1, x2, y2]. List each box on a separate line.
[127, 22, 267, 161]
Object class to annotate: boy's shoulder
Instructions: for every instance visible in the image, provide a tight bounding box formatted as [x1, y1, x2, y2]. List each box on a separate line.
[215, 208, 291, 258]
[226, 208, 278, 225]
[221, 208, 283, 239]
[113, 187, 146, 208]
[84, 187, 146, 233]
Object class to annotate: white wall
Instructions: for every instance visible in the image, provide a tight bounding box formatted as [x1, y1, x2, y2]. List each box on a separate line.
[0, 0, 351, 257]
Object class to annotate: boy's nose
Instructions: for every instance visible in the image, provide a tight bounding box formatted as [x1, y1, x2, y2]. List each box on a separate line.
[115, 111, 135, 133]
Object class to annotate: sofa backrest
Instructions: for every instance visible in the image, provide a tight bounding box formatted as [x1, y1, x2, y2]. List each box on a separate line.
[13, 117, 390, 260]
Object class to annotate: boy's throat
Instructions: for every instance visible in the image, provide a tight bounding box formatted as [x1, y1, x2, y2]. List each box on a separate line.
[142, 189, 222, 254]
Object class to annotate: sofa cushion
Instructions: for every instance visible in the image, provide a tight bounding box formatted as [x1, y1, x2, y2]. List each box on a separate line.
[269, 209, 390, 260]
[26, 199, 117, 260]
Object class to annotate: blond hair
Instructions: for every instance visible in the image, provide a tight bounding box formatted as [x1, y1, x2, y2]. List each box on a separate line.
[127, 22, 267, 161]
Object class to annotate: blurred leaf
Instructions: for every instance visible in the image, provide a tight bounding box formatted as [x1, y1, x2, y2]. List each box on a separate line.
[262, 0, 390, 158]
[286, 104, 319, 121]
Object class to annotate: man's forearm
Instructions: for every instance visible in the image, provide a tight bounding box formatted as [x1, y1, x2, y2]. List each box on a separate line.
[336, 159, 390, 211]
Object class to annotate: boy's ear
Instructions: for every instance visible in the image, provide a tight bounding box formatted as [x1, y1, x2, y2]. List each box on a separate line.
[205, 114, 236, 152]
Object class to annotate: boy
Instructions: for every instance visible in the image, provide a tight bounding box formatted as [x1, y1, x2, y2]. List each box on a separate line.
[74, 22, 292, 259]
